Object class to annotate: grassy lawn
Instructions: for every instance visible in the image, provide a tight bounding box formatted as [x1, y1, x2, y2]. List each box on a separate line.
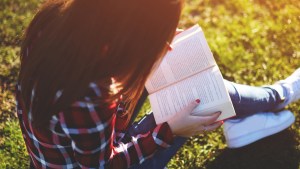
[0, 0, 299, 168]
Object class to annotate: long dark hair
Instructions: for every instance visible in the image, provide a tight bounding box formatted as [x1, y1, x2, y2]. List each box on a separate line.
[19, 0, 182, 127]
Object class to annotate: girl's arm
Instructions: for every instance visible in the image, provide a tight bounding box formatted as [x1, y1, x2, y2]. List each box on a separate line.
[57, 99, 173, 169]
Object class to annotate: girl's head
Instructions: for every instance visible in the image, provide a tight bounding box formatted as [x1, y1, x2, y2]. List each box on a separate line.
[20, 0, 182, 126]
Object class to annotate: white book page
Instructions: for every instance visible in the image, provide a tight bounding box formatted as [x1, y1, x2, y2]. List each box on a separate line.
[149, 66, 235, 124]
[145, 25, 216, 94]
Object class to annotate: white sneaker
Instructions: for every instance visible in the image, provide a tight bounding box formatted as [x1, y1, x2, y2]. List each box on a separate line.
[223, 110, 295, 148]
[273, 68, 300, 110]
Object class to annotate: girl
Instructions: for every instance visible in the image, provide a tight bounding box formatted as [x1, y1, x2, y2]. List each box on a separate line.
[17, 0, 222, 168]
[17, 0, 300, 168]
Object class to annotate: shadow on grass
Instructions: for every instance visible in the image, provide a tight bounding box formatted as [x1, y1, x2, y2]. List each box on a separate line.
[206, 129, 300, 169]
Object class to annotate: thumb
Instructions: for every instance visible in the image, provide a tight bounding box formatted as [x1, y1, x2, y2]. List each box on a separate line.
[181, 99, 200, 115]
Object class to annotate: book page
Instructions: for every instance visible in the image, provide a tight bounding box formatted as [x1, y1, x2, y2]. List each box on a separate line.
[145, 25, 216, 94]
[149, 64, 235, 124]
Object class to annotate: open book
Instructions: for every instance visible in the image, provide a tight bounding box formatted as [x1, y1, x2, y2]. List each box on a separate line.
[145, 24, 236, 124]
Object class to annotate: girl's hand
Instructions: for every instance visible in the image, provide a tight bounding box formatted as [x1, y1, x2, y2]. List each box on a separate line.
[167, 99, 222, 137]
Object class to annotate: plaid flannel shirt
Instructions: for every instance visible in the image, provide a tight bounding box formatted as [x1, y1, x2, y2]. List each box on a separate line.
[16, 82, 174, 169]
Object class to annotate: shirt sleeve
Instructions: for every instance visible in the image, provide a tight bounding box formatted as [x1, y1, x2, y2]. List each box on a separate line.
[57, 100, 174, 169]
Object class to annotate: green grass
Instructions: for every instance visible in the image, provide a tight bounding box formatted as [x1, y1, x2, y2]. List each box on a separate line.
[0, 0, 299, 168]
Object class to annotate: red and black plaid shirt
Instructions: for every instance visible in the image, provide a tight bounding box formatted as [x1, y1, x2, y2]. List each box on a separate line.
[16, 82, 174, 168]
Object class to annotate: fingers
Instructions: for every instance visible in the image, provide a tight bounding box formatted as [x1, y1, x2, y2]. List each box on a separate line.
[202, 121, 223, 132]
[200, 112, 222, 125]
[181, 99, 201, 115]
[192, 121, 223, 136]
[189, 111, 221, 125]
[168, 99, 223, 137]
